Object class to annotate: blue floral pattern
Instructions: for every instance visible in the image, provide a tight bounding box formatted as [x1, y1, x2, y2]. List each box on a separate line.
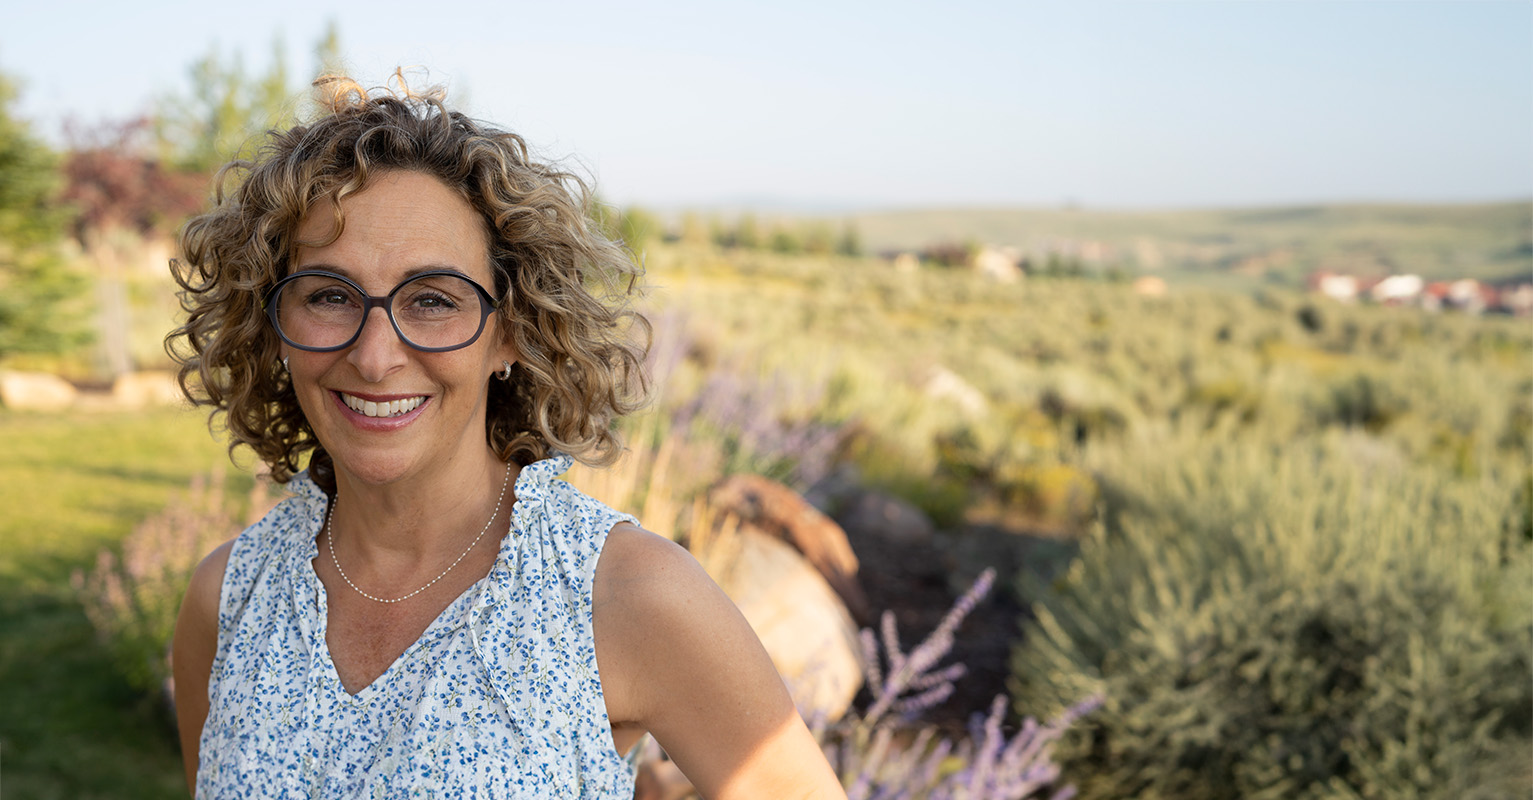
[197, 454, 639, 799]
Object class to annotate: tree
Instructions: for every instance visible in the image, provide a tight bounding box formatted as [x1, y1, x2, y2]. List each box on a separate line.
[735, 213, 761, 250]
[0, 73, 88, 358]
[61, 117, 210, 375]
[62, 118, 207, 242]
[836, 221, 862, 257]
[313, 20, 344, 78]
[152, 39, 298, 173]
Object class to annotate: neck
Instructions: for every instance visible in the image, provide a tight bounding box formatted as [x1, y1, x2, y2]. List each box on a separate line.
[326, 448, 517, 565]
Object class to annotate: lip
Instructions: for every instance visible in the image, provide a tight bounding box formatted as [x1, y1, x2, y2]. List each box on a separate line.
[330, 389, 431, 430]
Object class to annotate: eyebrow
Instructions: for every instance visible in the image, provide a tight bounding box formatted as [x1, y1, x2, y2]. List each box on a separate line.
[289, 264, 480, 284]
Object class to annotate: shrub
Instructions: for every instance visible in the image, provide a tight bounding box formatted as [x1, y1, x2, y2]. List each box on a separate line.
[1011, 429, 1532, 800]
[73, 469, 271, 705]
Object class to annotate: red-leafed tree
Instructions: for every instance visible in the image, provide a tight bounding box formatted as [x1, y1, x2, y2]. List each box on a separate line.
[61, 117, 210, 245]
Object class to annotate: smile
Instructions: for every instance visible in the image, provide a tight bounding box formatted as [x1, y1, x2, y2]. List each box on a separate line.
[339, 393, 427, 418]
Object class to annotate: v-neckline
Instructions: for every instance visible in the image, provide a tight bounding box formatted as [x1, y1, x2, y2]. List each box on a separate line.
[308, 556, 492, 702]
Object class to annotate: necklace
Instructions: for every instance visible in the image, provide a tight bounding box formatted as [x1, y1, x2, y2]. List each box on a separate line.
[326, 462, 512, 604]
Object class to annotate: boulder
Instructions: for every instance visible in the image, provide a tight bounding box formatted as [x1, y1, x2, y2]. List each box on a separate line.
[709, 474, 870, 622]
[706, 529, 864, 720]
[0, 371, 78, 411]
[111, 371, 184, 408]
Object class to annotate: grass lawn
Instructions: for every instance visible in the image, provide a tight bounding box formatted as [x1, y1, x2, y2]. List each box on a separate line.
[0, 406, 252, 799]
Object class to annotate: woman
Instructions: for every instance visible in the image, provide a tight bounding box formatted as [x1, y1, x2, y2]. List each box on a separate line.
[169, 76, 844, 799]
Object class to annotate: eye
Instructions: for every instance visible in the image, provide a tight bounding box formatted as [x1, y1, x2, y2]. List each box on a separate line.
[308, 288, 355, 306]
[408, 290, 460, 311]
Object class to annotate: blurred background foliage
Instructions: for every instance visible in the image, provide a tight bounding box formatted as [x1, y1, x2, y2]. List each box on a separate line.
[0, 29, 1529, 799]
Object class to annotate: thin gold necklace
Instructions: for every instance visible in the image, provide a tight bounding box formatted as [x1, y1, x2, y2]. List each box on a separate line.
[326, 462, 512, 604]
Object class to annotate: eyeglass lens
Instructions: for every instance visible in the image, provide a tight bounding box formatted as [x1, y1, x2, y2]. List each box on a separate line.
[274, 273, 488, 350]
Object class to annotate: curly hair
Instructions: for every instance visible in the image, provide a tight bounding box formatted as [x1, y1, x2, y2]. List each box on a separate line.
[166, 75, 650, 494]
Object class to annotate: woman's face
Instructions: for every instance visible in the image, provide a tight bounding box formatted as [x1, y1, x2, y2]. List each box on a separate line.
[282, 170, 516, 487]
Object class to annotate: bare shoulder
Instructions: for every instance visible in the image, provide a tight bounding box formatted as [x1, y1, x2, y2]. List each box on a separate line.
[594, 523, 714, 614]
[173, 538, 235, 792]
[593, 523, 847, 798]
[592, 524, 737, 672]
[182, 539, 236, 626]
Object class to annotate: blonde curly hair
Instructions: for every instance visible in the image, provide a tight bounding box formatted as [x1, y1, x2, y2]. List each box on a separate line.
[167, 76, 650, 493]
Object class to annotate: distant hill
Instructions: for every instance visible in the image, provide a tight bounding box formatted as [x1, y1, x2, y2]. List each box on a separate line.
[842, 202, 1533, 285]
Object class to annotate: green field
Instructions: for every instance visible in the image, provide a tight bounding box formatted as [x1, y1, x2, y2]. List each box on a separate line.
[0, 408, 255, 798]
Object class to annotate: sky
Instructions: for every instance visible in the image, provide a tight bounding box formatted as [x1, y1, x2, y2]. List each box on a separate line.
[3, 0, 1530, 210]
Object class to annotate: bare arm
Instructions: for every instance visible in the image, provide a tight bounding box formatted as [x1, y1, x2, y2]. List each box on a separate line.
[171, 540, 233, 796]
[595, 525, 846, 800]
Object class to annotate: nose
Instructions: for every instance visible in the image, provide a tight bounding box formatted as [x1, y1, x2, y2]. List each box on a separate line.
[345, 306, 409, 382]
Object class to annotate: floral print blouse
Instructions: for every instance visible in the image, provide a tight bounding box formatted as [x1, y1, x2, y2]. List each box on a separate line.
[196, 454, 639, 799]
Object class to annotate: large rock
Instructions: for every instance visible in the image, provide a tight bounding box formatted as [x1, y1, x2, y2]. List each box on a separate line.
[0, 371, 78, 411]
[112, 371, 184, 408]
[705, 529, 864, 720]
[709, 474, 870, 622]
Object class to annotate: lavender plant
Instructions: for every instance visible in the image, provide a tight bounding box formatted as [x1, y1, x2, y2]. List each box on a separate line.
[669, 365, 840, 490]
[72, 469, 273, 705]
[819, 568, 1101, 800]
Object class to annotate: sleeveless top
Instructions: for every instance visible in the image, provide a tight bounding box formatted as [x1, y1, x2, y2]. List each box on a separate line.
[196, 454, 640, 799]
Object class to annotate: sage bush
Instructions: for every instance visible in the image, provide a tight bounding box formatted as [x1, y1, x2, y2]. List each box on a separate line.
[1011, 428, 1532, 799]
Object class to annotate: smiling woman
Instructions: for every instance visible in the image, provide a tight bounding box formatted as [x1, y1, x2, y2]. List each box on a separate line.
[164, 76, 845, 799]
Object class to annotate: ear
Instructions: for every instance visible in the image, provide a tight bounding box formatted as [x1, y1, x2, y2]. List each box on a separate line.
[493, 331, 519, 377]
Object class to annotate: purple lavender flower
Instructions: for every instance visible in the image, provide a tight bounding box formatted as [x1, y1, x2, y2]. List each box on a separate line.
[822, 568, 1102, 800]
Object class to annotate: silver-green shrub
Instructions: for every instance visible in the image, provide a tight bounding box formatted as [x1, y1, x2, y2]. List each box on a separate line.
[1010, 427, 1532, 799]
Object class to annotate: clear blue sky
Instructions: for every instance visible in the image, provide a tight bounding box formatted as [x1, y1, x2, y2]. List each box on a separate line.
[5, 0, 1530, 209]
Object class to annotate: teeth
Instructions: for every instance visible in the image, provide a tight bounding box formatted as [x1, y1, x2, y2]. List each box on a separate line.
[341, 393, 425, 418]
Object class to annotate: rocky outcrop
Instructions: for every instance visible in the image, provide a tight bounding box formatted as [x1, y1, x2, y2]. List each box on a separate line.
[708, 475, 870, 622]
[0, 371, 79, 411]
[111, 371, 184, 408]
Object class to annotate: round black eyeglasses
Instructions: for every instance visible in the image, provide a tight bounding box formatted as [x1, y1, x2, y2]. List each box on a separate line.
[263, 270, 502, 353]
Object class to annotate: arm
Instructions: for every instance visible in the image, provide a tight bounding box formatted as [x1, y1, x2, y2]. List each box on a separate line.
[595, 525, 846, 800]
[171, 540, 234, 795]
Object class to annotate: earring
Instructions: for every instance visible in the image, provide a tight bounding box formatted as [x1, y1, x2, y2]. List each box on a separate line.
[281, 356, 290, 373]
[498, 361, 513, 381]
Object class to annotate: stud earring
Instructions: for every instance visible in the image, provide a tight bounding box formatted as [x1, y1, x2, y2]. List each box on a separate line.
[499, 361, 513, 381]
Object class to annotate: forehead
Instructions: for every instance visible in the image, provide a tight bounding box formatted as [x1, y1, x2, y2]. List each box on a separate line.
[293, 170, 493, 286]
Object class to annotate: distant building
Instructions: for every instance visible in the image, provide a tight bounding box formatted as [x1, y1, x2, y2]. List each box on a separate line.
[1448, 279, 1488, 314]
[1497, 283, 1533, 316]
[1132, 275, 1168, 297]
[971, 246, 1023, 282]
[1308, 271, 1359, 303]
[1370, 274, 1423, 305]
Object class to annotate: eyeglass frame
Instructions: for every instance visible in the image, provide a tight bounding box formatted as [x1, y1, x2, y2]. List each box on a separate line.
[261, 269, 504, 353]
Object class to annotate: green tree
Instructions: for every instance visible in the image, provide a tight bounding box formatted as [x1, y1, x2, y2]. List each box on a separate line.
[618, 205, 660, 253]
[802, 222, 834, 256]
[153, 39, 298, 173]
[836, 221, 862, 257]
[735, 213, 761, 249]
[769, 225, 802, 255]
[0, 73, 88, 358]
[312, 19, 345, 78]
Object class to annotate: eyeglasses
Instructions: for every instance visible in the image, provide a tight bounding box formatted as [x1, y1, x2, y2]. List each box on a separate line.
[263, 270, 501, 353]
